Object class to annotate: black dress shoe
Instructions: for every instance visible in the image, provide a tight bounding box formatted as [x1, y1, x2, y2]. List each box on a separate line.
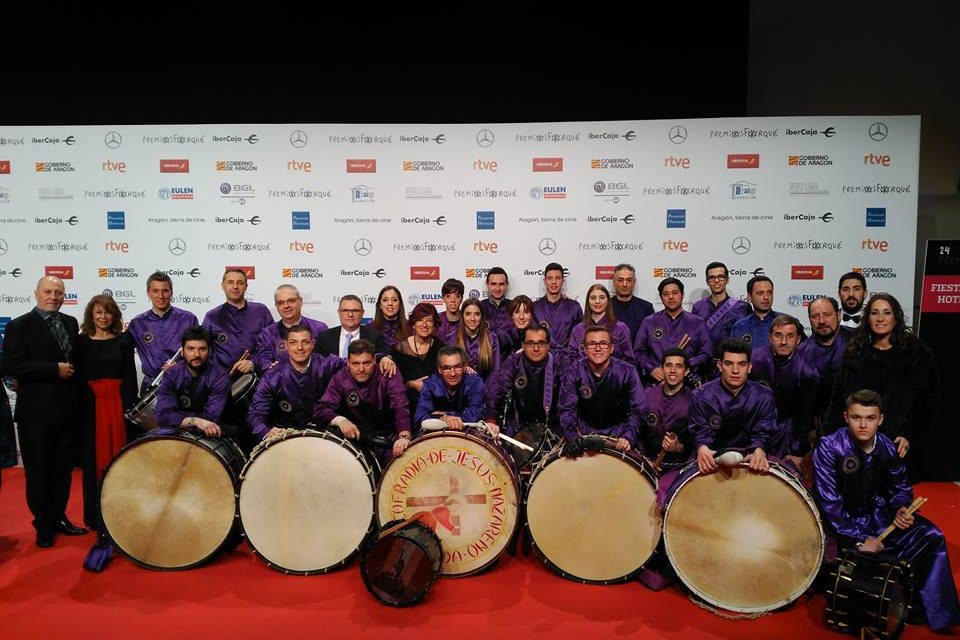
[56, 519, 89, 536]
[36, 531, 54, 548]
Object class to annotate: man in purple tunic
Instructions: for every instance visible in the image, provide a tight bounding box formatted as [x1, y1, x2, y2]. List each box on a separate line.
[749, 315, 818, 467]
[689, 339, 778, 473]
[532, 262, 583, 351]
[247, 324, 343, 440]
[729, 275, 781, 351]
[484, 325, 566, 436]
[690, 262, 751, 354]
[202, 268, 274, 375]
[479, 267, 512, 337]
[413, 346, 485, 432]
[558, 326, 645, 453]
[641, 348, 693, 469]
[609, 263, 655, 342]
[437, 278, 464, 344]
[127, 271, 198, 393]
[813, 389, 960, 631]
[315, 339, 411, 461]
[634, 278, 713, 386]
[155, 326, 231, 437]
[252, 284, 328, 372]
[797, 296, 852, 432]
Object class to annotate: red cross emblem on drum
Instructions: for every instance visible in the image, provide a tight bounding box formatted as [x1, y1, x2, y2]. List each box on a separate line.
[377, 431, 519, 576]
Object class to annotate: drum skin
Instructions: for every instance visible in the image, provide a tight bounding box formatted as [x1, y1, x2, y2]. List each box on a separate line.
[100, 433, 244, 570]
[376, 430, 519, 576]
[238, 429, 378, 574]
[663, 463, 824, 613]
[525, 444, 661, 583]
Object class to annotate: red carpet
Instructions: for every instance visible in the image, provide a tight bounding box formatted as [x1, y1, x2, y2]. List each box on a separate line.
[1, 468, 957, 639]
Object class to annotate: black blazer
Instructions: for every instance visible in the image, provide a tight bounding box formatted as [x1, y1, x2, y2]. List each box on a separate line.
[1, 309, 80, 424]
[313, 325, 387, 359]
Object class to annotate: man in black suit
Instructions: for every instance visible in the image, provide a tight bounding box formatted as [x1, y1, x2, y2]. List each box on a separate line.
[314, 295, 397, 375]
[1, 276, 88, 547]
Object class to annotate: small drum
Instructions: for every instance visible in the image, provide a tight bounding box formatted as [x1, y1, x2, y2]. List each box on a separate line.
[237, 429, 380, 574]
[509, 422, 559, 470]
[376, 428, 520, 576]
[124, 385, 159, 428]
[825, 551, 913, 639]
[100, 429, 245, 570]
[662, 460, 825, 613]
[360, 516, 443, 606]
[525, 438, 661, 583]
[230, 372, 259, 413]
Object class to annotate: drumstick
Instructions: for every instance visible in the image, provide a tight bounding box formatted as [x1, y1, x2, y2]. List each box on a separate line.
[149, 347, 183, 387]
[465, 422, 536, 452]
[877, 497, 927, 543]
[677, 334, 691, 350]
[653, 432, 676, 471]
[377, 512, 428, 541]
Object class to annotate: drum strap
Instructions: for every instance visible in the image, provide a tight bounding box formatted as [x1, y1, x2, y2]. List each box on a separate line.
[705, 295, 740, 331]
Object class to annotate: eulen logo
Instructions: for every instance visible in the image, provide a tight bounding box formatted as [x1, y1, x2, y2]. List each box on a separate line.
[45, 266, 74, 279]
[226, 265, 256, 279]
[727, 154, 760, 169]
[346, 159, 376, 173]
[791, 265, 824, 280]
[410, 267, 440, 280]
[865, 207, 886, 228]
[159, 159, 190, 173]
[532, 157, 563, 172]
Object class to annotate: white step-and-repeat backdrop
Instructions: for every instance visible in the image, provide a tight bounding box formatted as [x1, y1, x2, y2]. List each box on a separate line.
[0, 116, 919, 329]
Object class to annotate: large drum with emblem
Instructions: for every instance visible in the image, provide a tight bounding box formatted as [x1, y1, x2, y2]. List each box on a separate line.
[662, 459, 824, 613]
[100, 428, 245, 570]
[238, 428, 380, 574]
[524, 436, 661, 583]
[376, 428, 519, 576]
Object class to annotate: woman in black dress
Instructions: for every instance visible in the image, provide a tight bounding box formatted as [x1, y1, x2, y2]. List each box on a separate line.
[391, 302, 441, 435]
[77, 294, 137, 529]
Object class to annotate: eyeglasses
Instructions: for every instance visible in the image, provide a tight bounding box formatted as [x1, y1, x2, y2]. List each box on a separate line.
[772, 332, 799, 341]
[339, 308, 363, 314]
[439, 364, 464, 372]
[585, 341, 611, 350]
[523, 340, 548, 348]
[706, 275, 727, 281]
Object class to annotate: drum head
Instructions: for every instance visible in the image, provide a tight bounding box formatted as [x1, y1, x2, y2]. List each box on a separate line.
[526, 449, 660, 583]
[239, 432, 376, 574]
[663, 465, 824, 613]
[100, 436, 238, 570]
[231, 372, 256, 398]
[376, 431, 519, 576]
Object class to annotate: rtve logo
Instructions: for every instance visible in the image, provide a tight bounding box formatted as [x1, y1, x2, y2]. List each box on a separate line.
[104, 241, 130, 253]
[102, 160, 127, 173]
[662, 240, 689, 252]
[287, 160, 312, 172]
[861, 239, 889, 252]
[864, 153, 891, 167]
[664, 156, 690, 169]
[288, 241, 315, 253]
[473, 159, 498, 172]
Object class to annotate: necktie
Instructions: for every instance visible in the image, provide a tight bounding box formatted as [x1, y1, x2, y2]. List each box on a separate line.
[842, 313, 861, 324]
[47, 313, 72, 360]
[342, 331, 355, 358]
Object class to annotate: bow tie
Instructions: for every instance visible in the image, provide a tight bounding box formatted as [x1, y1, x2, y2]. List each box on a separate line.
[843, 313, 861, 324]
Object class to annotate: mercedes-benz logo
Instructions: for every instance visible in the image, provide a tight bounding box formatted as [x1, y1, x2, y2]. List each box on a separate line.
[104, 131, 122, 149]
[669, 125, 688, 144]
[731, 236, 751, 255]
[290, 129, 308, 148]
[476, 129, 494, 148]
[0, 239, 7, 255]
[868, 122, 888, 142]
[538, 238, 556, 255]
[168, 238, 187, 255]
[354, 238, 372, 256]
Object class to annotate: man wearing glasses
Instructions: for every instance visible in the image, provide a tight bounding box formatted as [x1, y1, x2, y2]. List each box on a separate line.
[691, 262, 751, 350]
[558, 326, 645, 454]
[413, 346, 485, 433]
[314, 295, 396, 375]
[484, 324, 567, 437]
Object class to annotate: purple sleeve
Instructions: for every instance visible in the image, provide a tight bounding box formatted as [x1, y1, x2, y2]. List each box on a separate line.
[155, 372, 186, 428]
[557, 364, 580, 441]
[688, 320, 714, 371]
[622, 366, 646, 445]
[567, 323, 585, 353]
[813, 437, 871, 541]
[247, 369, 277, 438]
[750, 389, 779, 451]
[386, 372, 411, 435]
[413, 376, 440, 428]
[488, 332, 501, 373]
[462, 374, 485, 423]
[314, 373, 346, 426]
[200, 368, 229, 423]
[614, 322, 636, 366]
[252, 325, 277, 373]
[634, 319, 658, 376]
[484, 357, 514, 422]
[688, 391, 715, 451]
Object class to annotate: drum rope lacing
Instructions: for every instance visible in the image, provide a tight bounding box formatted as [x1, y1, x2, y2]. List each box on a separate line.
[687, 593, 770, 620]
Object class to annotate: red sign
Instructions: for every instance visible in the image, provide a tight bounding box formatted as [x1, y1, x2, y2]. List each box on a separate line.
[727, 153, 760, 169]
[410, 266, 440, 280]
[45, 265, 74, 279]
[921, 275, 960, 313]
[226, 265, 256, 279]
[159, 159, 190, 173]
[532, 157, 563, 172]
[346, 159, 377, 173]
[0, 160, 10, 174]
[595, 266, 616, 279]
[791, 265, 824, 280]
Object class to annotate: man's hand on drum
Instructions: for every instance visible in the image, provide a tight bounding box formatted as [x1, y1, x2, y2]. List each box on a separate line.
[744, 447, 769, 472]
[266, 427, 285, 439]
[859, 536, 884, 553]
[894, 505, 915, 530]
[440, 415, 464, 431]
[230, 358, 255, 375]
[393, 432, 412, 457]
[662, 432, 682, 453]
[893, 436, 910, 458]
[614, 438, 631, 451]
[332, 416, 360, 439]
[697, 444, 719, 473]
[184, 416, 221, 437]
[378, 356, 397, 377]
[482, 420, 500, 437]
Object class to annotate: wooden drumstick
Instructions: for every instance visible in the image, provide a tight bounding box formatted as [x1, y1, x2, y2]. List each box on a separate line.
[653, 432, 676, 471]
[377, 511, 428, 540]
[148, 347, 182, 387]
[877, 497, 927, 543]
[464, 421, 536, 452]
[677, 334, 691, 351]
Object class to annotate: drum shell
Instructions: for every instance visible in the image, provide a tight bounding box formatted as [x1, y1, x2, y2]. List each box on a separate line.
[824, 550, 913, 639]
[125, 385, 160, 429]
[360, 519, 443, 607]
[100, 430, 245, 570]
[524, 439, 661, 584]
[237, 428, 380, 575]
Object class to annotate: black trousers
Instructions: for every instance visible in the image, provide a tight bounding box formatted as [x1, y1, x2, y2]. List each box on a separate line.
[18, 419, 76, 533]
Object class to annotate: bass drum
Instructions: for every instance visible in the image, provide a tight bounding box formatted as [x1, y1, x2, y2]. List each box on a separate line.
[824, 551, 913, 639]
[376, 428, 519, 576]
[525, 438, 661, 584]
[662, 460, 825, 613]
[237, 428, 380, 574]
[100, 429, 245, 570]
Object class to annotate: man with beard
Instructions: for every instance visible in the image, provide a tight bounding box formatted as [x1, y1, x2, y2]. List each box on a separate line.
[533, 263, 583, 351]
[797, 297, 852, 432]
[247, 324, 343, 440]
[691, 262, 751, 351]
[480, 268, 512, 337]
[609, 263, 655, 341]
[749, 315, 818, 469]
[558, 326, 645, 453]
[155, 326, 230, 438]
[634, 278, 712, 386]
[838, 271, 868, 329]
[641, 348, 693, 470]
[729, 275, 781, 351]
[253, 285, 328, 372]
